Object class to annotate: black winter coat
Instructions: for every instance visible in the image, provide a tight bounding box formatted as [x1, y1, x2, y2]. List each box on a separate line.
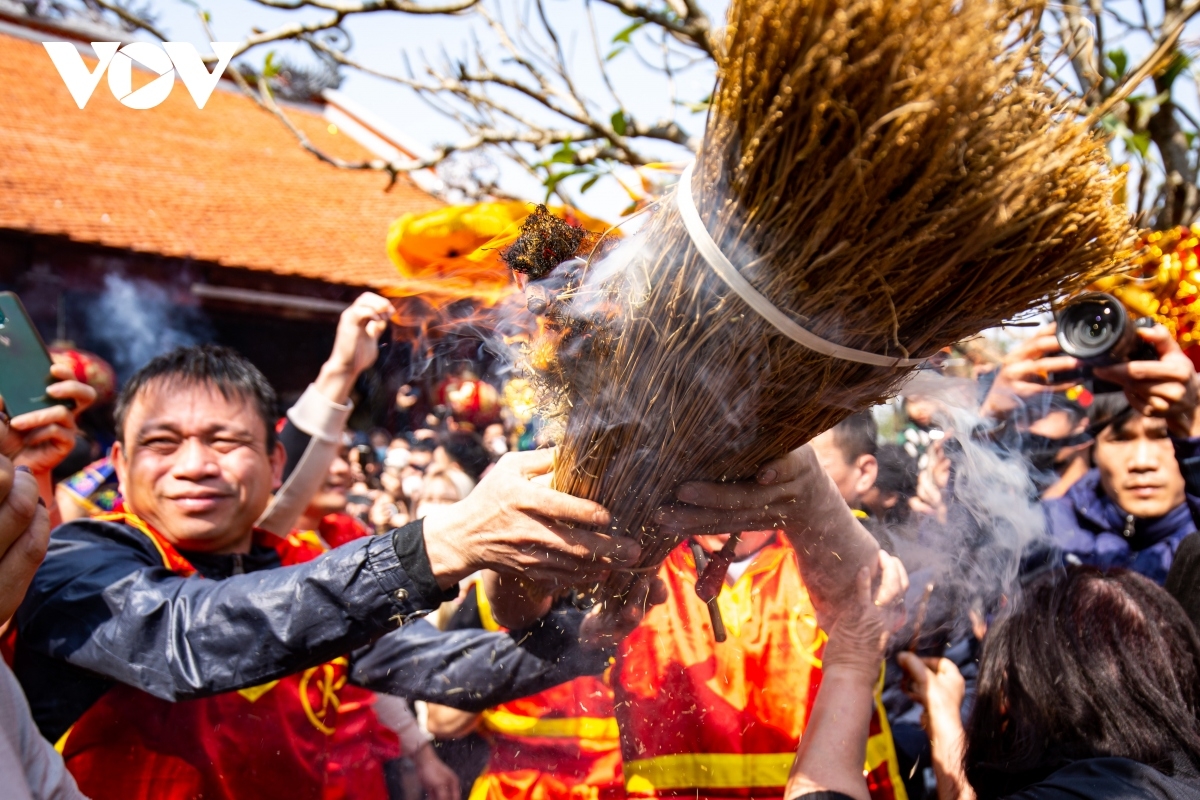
[14, 517, 607, 741]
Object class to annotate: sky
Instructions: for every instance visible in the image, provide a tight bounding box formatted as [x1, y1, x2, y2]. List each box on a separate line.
[129, 0, 1200, 225]
[146, 0, 724, 219]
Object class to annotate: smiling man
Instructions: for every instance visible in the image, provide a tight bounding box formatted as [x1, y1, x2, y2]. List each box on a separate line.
[111, 356, 287, 554]
[13, 344, 651, 800]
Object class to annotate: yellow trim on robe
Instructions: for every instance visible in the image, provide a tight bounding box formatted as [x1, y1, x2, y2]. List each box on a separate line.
[623, 752, 797, 792]
[624, 663, 906, 797]
[871, 671, 909, 799]
[479, 708, 620, 742]
[237, 680, 281, 703]
[53, 724, 73, 754]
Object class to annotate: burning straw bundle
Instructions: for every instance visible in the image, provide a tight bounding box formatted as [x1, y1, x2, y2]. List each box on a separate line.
[511, 0, 1131, 598]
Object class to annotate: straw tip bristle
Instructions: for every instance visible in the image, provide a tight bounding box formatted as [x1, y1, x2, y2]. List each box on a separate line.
[501, 205, 590, 280]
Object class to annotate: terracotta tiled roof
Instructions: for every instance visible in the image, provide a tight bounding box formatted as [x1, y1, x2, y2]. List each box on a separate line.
[0, 31, 442, 287]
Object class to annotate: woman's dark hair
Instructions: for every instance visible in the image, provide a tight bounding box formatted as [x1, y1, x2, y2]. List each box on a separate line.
[965, 566, 1200, 797]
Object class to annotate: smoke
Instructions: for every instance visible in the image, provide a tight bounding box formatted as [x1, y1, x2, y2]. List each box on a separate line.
[489, 206, 1049, 616]
[889, 370, 1048, 645]
[467, 203, 1051, 641]
[85, 274, 213, 382]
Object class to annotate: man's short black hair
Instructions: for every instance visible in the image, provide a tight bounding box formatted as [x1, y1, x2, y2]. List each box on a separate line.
[830, 411, 878, 463]
[410, 437, 438, 453]
[874, 443, 918, 497]
[440, 431, 491, 482]
[114, 345, 279, 449]
[1087, 391, 1135, 441]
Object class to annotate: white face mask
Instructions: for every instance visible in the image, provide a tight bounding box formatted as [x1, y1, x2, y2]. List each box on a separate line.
[487, 438, 508, 456]
[401, 475, 425, 500]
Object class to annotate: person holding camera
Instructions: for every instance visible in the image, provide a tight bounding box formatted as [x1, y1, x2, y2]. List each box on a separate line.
[982, 321, 1200, 584]
[979, 327, 1095, 501]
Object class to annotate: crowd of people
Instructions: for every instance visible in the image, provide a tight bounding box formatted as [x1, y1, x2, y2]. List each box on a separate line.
[5, 290, 1200, 800]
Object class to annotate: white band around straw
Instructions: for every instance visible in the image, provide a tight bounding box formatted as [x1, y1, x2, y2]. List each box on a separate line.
[676, 161, 925, 369]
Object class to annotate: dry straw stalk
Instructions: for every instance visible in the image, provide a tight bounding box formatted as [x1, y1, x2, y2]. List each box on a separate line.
[521, 0, 1132, 597]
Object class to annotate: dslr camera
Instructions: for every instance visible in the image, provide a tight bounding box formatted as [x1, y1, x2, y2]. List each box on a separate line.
[1052, 292, 1156, 383]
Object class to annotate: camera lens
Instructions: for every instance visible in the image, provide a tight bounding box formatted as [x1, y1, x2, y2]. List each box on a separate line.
[1056, 293, 1127, 361]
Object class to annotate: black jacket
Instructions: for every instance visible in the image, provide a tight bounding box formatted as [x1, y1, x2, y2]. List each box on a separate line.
[796, 758, 1200, 800]
[976, 757, 1200, 800]
[15, 517, 608, 741]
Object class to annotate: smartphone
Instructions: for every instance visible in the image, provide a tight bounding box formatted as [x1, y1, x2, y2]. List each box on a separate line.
[0, 292, 56, 417]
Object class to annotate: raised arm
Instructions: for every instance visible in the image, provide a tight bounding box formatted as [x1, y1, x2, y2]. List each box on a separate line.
[19, 451, 642, 702]
[786, 551, 908, 800]
[257, 292, 392, 536]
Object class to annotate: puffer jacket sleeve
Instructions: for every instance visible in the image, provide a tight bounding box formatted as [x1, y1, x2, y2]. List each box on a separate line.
[351, 606, 611, 712]
[16, 518, 436, 703]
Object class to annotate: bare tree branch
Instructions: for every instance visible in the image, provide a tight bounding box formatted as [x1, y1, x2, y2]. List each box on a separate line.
[236, 13, 348, 56]
[594, 0, 713, 56]
[1092, 0, 1195, 117]
[244, 0, 478, 13]
[1089, 0, 1106, 79]
[301, 12, 696, 165]
[583, 4, 619, 103]
[88, 0, 171, 41]
[68, 0, 1200, 218]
